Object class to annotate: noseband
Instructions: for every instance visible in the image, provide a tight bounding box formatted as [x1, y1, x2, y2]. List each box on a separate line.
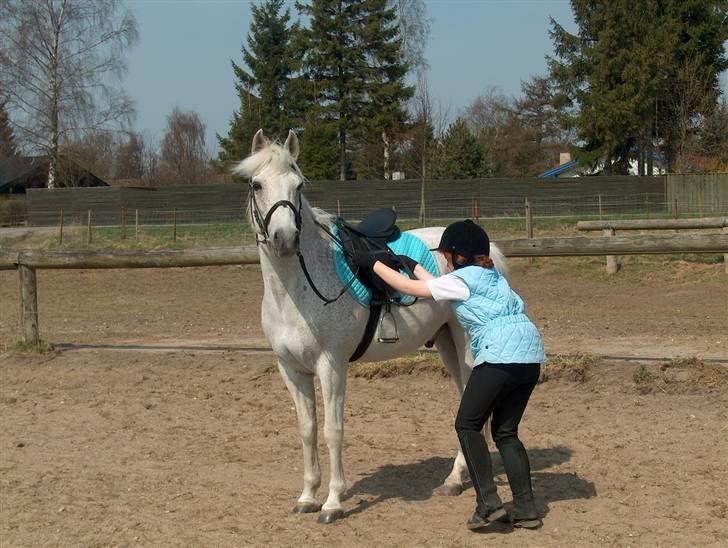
[248, 181, 302, 245]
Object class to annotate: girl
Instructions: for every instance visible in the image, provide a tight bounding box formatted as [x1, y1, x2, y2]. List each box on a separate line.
[354, 219, 545, 531]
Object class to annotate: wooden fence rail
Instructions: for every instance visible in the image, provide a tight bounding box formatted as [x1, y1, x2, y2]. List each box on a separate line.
[577, 217, 728, 231]
[2, 232, 727, 345]
[576, 216, 728, 273]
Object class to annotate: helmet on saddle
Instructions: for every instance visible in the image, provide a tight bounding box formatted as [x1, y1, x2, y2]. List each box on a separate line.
[433, 220, 490, 269]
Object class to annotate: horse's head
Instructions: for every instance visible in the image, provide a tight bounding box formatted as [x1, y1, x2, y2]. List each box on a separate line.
[234, 129, 304, 257]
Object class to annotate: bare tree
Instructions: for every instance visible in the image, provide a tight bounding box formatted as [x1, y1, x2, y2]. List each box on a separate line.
[0, 0, 138, 187]
[159, 108, 210, 185]
[396, 0, 431, 81]
[61, 130, 118, 181]
[115, 133, 146, 180]
[0, 101, 18, 158]
[665, 60, 717, 173]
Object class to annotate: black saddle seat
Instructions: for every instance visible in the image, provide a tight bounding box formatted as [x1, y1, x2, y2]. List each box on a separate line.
[338, 208, 400, 250]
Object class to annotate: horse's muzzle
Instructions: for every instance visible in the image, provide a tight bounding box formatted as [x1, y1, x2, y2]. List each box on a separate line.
[272, 229, 300, 257]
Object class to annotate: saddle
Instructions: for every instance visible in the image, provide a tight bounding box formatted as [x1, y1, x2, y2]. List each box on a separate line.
[334, 208, 410, 361]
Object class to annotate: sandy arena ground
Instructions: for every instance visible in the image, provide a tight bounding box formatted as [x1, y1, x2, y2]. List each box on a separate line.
[1, 258, 727, 546]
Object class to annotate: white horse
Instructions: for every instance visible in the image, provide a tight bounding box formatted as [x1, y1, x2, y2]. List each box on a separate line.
[234, 129, 508, 524]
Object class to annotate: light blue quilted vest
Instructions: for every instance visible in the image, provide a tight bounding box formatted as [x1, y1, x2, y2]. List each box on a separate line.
[450, 266, 546, 365]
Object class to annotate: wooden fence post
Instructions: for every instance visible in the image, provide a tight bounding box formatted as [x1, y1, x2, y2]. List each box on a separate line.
[172, 208, 177, 242]
[673, 199, 679, 219]
[135, 209, 139, 242]
[598, 194, 603, 221]
[58, 209, 64, 245]
[418, 180, 426, 226]
[87, 209, 93, 244]
[19, 265, 39, 345]
[337, 199, 341, 217]
[121, 207, 126, 240]
[525, 198, 534, 264]
[724, 225, 728, 274]
[603, 227, 619, 274]
[645, 193, 650, 219]
[474, 198, 480, 225]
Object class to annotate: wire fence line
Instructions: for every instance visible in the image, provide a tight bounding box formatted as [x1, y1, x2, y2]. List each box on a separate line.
[3, 174, 726, 236]
[32, 192, 727, 226]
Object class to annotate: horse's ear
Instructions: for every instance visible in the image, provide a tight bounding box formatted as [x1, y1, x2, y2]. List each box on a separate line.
[252, 129, 268, 154]
[284, 130, 300, 161]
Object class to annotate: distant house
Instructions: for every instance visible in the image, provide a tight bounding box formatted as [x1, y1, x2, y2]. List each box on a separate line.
[0, 156, 109, 193]
[538, 151, 667, 178]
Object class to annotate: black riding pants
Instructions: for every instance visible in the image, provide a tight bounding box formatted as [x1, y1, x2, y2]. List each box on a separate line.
[455, 362, 540, 518]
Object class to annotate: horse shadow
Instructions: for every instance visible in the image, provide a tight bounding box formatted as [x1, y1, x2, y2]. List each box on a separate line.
[343, 445, 596, 519]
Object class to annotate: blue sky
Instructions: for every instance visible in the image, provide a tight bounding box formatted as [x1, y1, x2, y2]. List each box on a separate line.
[133, 0, 724, 155]
[125, 0, 578, 152]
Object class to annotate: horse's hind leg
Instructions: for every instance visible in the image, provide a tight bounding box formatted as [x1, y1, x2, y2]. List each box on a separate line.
[278, 362, 322, 514]
[432, 321, 471, 497]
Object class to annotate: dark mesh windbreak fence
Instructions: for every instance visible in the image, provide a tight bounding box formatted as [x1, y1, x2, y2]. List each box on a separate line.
[28, 177, 670, 226]
[24, 175, 727, 228]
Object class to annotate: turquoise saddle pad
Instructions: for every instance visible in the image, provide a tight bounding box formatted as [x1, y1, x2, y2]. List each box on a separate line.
[332, 224, 441, 307]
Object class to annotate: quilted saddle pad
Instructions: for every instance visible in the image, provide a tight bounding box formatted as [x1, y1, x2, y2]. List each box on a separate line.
[331, 224, 441, 307]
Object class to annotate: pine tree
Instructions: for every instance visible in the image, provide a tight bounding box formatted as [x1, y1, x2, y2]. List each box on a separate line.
[432, 118, 491, 179]
[355, 0, 413, 179]
[0, 102, 19, 158]
[296, 0, 412, 180]
[218, 0, 299, 167]
[548, 0, 728, 173]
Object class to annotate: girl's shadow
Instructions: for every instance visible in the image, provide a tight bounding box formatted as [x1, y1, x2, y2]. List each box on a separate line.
[343, 445, 595, 518]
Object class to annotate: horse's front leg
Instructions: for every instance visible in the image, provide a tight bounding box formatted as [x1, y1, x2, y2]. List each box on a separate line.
[317, 360, 348, 524]
[278, 361, 322, 514]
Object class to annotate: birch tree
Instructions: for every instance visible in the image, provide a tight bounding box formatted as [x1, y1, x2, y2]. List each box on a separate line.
[0, 0, 138, 187]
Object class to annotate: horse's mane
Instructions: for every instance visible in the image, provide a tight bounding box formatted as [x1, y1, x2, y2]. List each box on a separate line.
[232, 141, 305, 180]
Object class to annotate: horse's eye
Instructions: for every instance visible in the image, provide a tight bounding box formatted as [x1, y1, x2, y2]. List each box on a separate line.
[252, 182, 262, 191]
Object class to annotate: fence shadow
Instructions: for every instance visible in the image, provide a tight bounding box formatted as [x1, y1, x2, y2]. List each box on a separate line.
[343, 445, 595, 518]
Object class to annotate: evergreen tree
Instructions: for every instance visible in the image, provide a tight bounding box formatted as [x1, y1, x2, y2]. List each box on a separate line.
[296, 0, 412, 180]
[432, 118, 491, 179]
[548, 0, 728, 173]
[218, 0, 299, 167]
[356, 0, 414, 179]
[298, 111, 340, 179]
[0, 102, 19, 158]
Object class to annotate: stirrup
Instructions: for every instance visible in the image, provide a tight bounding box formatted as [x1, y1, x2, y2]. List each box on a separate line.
[377, 306, 399, 343]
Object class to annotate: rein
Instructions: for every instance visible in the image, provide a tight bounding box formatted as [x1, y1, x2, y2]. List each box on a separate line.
[248, 182, 356, 305]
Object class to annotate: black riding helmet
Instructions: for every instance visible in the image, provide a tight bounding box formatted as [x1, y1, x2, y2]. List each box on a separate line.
[433, 220, 490, 269]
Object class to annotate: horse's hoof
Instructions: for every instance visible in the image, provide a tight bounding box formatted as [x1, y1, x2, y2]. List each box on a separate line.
[317, 509, 344, 524]
[292, 501, 322, 514]
[433, 483, 463, 497]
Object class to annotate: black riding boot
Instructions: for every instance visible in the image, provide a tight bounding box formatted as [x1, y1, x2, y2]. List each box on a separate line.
[496, 435, 541, 527]
[457, 429, 506, 527]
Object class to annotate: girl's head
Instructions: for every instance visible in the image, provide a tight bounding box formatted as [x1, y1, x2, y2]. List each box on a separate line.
[435, 220, 492, 270]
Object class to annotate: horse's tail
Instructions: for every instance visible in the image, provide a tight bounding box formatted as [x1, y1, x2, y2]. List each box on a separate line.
[490, 243, 509, 279]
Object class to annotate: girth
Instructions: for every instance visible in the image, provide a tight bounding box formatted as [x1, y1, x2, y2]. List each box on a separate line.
[334, 208, 408, 362]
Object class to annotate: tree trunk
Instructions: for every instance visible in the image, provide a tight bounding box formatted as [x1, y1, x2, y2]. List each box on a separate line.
[47, 10, 63, 189]
[339, 122, 346, 181]
[382, 130, 391, 180]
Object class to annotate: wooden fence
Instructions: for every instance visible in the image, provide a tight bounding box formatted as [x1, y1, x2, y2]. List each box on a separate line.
[3, 231, 727, 345]
[667, 173, 728, 217]
[26, 176, 673, 226]
[577, 216, 728, 273]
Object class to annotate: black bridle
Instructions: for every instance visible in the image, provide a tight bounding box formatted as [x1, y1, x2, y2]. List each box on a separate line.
[248, 181, 303, 245]
[248, 181, 356, 305]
